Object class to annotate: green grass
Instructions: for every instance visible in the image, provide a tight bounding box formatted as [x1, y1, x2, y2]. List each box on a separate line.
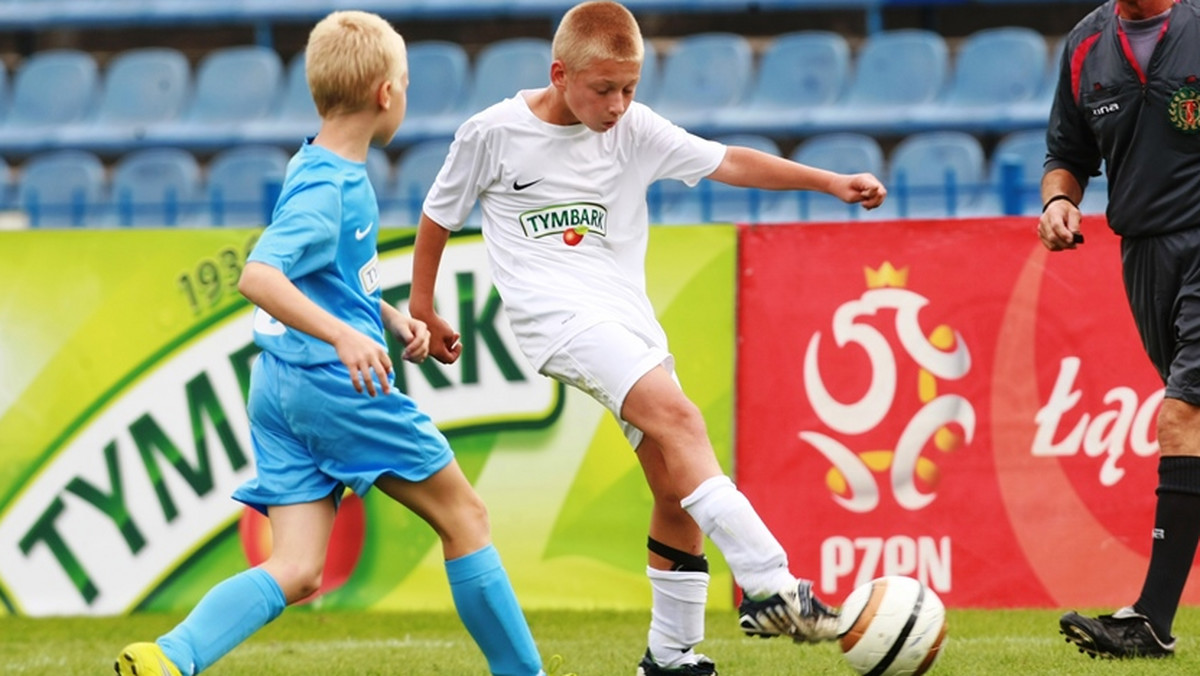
[5, 607, 1200, 675]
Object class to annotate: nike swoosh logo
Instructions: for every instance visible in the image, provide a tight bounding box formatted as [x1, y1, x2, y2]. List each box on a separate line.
[513, 178, 543, 191]
[354, 222, 374, 240]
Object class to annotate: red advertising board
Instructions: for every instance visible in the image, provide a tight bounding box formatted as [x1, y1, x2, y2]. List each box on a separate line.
[736, 217, 1200, 608]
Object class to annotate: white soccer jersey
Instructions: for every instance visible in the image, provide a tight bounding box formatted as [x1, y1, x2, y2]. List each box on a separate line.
[423, 92, 725, 369]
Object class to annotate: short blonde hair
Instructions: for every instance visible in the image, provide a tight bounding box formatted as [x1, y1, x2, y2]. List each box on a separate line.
[305, 10, 407, 116]
[552, 1, 644, 73]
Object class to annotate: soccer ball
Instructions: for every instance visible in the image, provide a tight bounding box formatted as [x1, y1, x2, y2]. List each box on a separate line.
[837, 576, 947, 676]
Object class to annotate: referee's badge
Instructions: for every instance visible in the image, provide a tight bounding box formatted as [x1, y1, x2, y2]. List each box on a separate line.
[1168, 85, 1200, 134]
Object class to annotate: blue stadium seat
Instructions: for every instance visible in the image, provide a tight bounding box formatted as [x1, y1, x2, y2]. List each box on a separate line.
[702, 134, 795, 223]
[110, 148, 202, 226]
[17, 150, 107, 227]
[789, 132, 886, 221]
[384, 138, 453, 226]
[242, 51, 318, 146]
[888, 131, 987, 218]
[0, 50, 99, 153]
[635, 39, 660, 107]
[205, 145, 289, 226]
[395, 41, 472, 143]
[0, 60, 9, 121]
[711, 31, 850, 135]
[908, 27, 1048, 132]
[465, 38, 551, 113]
[0, 155, 11, 210]
[366, 146, 391, 200]
[652, 32, 753, 134]
[1006, 37, 1064, 130]
[56, 47, 191, 152]
[807, 30, 948, 134]
[145, 46, 283, 150]
[985, 129, 1046, 216]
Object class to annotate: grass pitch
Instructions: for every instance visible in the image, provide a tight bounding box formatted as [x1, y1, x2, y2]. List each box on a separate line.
[5, 607, 1200, 675]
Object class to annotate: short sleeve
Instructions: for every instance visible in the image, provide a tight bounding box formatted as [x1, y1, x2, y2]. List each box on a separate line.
[247, 181, 341, 279]
[423, 120, 493, 231]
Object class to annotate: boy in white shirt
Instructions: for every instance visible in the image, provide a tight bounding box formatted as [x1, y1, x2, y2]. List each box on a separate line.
[411, 2, 886, 674]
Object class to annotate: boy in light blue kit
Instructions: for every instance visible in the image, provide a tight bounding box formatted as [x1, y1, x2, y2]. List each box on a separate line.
[114, 11, 556, 676]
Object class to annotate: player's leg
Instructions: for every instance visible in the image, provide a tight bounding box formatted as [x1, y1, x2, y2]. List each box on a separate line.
[118, 499, 330, 676]
[1062, 234, 1197, 658]
[635, 435, 715, 675]
[622, 366, 837, 643]
[376, 462, 544, 676]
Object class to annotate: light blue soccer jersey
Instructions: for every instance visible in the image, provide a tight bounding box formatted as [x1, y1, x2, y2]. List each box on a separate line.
[247, 140, 384, 365]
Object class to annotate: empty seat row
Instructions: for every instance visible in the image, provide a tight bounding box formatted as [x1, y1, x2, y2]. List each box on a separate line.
[0, 27, 1060, 156]
[650, 129, 1107, 223]
[0, 129, 1109, 229]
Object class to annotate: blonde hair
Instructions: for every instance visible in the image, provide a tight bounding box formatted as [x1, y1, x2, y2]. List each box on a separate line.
[552, 1, 644, 72]
[305, 10, 407, 116]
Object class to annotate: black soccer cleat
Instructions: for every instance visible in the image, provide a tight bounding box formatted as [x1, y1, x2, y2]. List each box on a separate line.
[635, 649, 717, 675]
[738, 578, 839, 643]
[1060, 607, 1176, 659]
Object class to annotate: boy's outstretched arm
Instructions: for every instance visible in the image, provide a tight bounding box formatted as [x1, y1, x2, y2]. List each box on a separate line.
[707, 145, 887, 210]
[238, 261, 393, 396]
[410, 212, 463, 365]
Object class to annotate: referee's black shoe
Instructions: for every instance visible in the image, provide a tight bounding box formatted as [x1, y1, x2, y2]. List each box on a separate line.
[1060, 607, 1176, 658]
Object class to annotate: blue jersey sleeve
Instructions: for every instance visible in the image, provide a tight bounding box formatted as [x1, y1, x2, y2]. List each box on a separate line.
[248, 181, 341, 279]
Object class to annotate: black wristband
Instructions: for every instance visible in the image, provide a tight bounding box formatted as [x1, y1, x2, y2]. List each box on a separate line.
[1042, 194, 1077, 212]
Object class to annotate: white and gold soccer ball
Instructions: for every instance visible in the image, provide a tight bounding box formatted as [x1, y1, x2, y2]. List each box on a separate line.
[837, 576, 948, 676]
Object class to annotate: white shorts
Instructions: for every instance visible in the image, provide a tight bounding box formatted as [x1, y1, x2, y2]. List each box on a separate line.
[540, 321, 676, 449]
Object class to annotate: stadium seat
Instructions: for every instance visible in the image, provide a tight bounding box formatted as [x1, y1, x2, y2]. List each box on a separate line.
[242, 51, 319, 146]
[807, 30, 948, 134]
[710, 31, 850, 135]
[464, 38, 551, 114]
[684, 134, 794, 223]
[366, 147, 391, 200]
[384, 138, 454, 226]
[395, 41, 472, 142]
[17, 150, 107, 227]
[908, 27, 1048, 132]
[145, 45, 283, 150]
[789, 132, 886, 221]
[635, 39, 660, 107]
[110, 148, 202, 226]
[985, 129, 1047, 216]
[651, 32, 753, 134]
[0, 50, 99, 154]
[0, 60, 9, 121]
[205, 145, 289, 226]
[888, 131, 987, 218]
[0, 155, 12, 211]
[1006, 36, 1064, 130]
[56, 47, 191, 152]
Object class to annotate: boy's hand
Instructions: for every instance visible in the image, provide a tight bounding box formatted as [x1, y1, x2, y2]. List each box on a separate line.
[333, 329, 393, 397]
[1037, 198, 1083, 251]
[389, 314, 431, 363]
[413, 310, 463, 365]
[833, 173, 887, 210]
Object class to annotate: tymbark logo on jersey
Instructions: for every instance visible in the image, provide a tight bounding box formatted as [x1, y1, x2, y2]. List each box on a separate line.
[519, 202, 608, 246]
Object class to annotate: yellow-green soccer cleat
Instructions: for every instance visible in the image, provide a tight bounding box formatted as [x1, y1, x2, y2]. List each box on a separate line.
[114, 642, 182, 676]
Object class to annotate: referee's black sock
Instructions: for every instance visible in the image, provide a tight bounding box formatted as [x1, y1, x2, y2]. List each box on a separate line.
[1134, 455, 1200, 640]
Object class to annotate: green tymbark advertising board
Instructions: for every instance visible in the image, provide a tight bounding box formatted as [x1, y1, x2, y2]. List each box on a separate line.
[0, 226, 734, 617]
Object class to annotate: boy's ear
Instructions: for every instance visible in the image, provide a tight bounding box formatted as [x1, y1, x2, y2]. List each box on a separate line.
[549, 60, 568, 89]
[372, 77, 393, 110]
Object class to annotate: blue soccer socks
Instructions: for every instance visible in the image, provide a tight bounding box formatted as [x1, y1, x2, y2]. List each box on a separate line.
[446, 544, 542, 676]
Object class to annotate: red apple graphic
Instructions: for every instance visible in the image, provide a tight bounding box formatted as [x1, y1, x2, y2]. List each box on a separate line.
[562, 226, 587, 246]
[239, 491, 366, 604]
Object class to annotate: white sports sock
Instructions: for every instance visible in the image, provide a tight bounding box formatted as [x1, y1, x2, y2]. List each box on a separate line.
[647, 567, 708, 668]
[681, 475, 794, 598]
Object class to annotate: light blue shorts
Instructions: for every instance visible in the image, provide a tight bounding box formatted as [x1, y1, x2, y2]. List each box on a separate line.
[232, 352, 454, 515]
